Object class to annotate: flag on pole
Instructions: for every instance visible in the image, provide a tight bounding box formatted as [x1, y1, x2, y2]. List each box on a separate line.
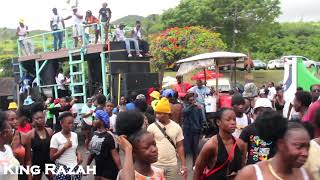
[282, 57, 320, 118]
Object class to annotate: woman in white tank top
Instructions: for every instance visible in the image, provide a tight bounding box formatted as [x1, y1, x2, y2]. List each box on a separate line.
[235, 120, 313, 180]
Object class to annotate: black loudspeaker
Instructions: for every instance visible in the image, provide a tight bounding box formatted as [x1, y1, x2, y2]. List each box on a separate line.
[109, 61, 150, 74]
[111, 72, 160, 105]
[108, 41, 150, 74]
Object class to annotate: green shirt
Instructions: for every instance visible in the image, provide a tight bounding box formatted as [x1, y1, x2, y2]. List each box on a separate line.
[46, 103, 55, 119]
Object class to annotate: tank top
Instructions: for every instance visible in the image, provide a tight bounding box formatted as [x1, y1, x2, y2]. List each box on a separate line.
[18, 26, 27, 40]
[253, 164, 309, 180]
[205, 134, 242, 180]
[12, 131, 26, 165]
[31, 129, 52, 165]
[275, 100, 285, 111]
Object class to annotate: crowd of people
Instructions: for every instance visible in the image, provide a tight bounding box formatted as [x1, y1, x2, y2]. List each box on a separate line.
[17, 2, 149, 58]
[2, 76, 320, 180]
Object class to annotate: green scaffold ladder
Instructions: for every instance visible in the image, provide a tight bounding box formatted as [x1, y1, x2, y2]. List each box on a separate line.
[68, 48, 87, 103]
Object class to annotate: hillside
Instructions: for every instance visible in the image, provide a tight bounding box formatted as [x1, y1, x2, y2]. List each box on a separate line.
[0, 28, 47, 41]
[112, 15, 145, 26]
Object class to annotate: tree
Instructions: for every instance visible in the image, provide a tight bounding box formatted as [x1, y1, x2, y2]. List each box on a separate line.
[161, 0, 281, 51]
[252, 22, 320, 61]
[149, 26, 226, 77]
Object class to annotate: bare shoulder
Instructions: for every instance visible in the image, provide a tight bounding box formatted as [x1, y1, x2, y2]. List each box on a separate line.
[46, 128, 54, 136]
[201, 135, 218, 153]
[235, 164, 257, 180]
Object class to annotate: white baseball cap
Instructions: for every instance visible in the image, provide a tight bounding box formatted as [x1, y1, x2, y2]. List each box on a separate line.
[253, 98, 272, 110]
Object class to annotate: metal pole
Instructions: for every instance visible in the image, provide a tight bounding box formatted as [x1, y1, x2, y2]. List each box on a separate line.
[54, 86, 58, 98]
[35, 60, 41, 89]
[65, 29, 69, 49]
[118, 74, 121, 105]
[100, 53, 107, 97]
[42, 34, 47, 52]
[215, 60, 219, 97]
[81, 52, 86, 103]
[234, 60, 237, 86]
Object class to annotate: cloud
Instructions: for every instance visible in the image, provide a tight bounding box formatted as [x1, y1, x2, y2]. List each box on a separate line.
[278, 0, 320, 22]
[0, 0, 180, 30]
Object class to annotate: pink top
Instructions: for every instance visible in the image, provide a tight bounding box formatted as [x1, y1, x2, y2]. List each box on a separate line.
[303, 101, 320, 137]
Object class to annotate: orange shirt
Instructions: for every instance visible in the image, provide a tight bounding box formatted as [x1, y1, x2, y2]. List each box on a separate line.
[86, 16, 99, 24]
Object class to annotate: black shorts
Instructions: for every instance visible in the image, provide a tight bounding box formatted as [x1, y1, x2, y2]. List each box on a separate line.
[95, 160, 118, 179]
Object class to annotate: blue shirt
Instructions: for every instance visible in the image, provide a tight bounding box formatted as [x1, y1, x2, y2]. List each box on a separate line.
[188, 86, 211, 104]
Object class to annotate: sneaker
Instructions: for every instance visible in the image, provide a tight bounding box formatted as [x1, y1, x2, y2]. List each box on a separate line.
[138, 54, 143, 58]
[128, 54, 132, 58]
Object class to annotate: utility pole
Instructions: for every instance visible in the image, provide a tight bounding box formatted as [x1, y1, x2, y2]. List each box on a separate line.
[232, 7, 238, 51]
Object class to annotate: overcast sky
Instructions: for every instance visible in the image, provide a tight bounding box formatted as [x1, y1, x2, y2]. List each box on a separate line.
[0, 0, 319, 30]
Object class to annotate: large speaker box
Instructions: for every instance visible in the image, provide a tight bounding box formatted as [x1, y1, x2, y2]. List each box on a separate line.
[110, 72, 160, 105]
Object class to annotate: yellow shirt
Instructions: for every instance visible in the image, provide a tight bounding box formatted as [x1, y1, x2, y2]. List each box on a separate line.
[147, 120, 184, 166]
[304, 139, 320, 180]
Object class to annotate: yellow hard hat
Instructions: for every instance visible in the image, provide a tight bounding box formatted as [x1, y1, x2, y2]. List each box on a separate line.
[19, 18, 24, 23]
[8, 102, 18, 110]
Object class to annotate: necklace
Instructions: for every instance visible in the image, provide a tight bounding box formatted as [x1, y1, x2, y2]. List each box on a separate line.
[268, 160, 284, 180]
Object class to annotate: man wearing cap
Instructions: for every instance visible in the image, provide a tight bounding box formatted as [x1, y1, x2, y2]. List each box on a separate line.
[65, 6, 83, 48]
[147, 97, 187, 180]
[238, 98, 274, 165]
[16, 18, 33, 55]
[115, 23, 143, 58]
[50, 8, 65, 50]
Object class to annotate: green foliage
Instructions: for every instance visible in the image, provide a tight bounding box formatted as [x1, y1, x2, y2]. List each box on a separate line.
[161, 0, 281, 51]
[149, 26, 226, 71]
[252, 22, 320, 61]
[143, 14, 165, 36]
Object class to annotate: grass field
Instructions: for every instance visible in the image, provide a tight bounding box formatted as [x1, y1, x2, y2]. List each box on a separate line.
[164, 69, 285, 87]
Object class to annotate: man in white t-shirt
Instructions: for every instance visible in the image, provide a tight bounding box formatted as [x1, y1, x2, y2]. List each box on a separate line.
[65, 6, 83, 48]
[115, 23, 142, 58]
[50, 8, 65, 51]
[232, 95, 252, 138]
[131, 21, 149, 55]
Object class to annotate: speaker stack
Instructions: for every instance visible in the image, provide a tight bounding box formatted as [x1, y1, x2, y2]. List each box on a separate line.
[108, 42, 159, 104]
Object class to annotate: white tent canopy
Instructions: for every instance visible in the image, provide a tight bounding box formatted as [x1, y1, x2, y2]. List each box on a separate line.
[176, 51, 247, 76]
